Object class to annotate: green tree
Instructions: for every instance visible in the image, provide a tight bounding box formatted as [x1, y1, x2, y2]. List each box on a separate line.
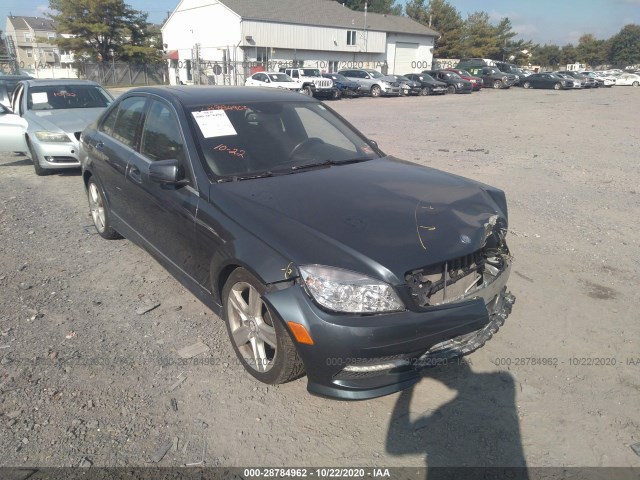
[48, 0, 161, 62]
[337, 0, 402, 15]
[608, 24, 640, 66]
[406, 0, 464, 58]
[559, 43, 576, 65]
[461, 11, 499, 58]
[530, 44, 562, 68]
[0, 30, 8, 56]
[575, 34, 607, 67]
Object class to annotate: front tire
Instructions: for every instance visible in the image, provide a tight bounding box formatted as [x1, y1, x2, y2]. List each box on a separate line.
[223, 268, 305, 384]
[632, 81, 639, 87]
[331, 88, 342, 100]
[523, 81, 531, 89]
[301, 85, 313, 96]
[370, 85, 381, 97]
[554, 82, 561, 90]
[493, 80, 503, 89]
[87, 177, 120, 239]
[27, 138, 50, 176]
[447, 85, 456, 94]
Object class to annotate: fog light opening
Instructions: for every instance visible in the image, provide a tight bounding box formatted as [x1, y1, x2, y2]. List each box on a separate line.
[343, 359, 409, 373]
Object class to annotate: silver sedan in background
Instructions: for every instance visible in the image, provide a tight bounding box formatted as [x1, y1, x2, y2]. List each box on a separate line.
[8, 79, 113, 175]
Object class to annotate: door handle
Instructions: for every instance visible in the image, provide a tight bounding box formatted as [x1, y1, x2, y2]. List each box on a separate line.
[129, 165, 142, 184]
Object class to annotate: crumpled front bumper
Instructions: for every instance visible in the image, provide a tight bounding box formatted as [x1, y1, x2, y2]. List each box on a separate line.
[263, 260, 515, 400]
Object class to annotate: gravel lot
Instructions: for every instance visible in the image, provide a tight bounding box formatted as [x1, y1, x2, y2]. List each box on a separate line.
[0, 86, 639, 469]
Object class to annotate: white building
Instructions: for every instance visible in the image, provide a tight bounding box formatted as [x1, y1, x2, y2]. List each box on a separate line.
[161, 0, 438, 85]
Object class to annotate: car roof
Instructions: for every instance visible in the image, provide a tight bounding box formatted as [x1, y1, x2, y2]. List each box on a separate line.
[124, 86, 317, 108]
[257, 71, 288, 75]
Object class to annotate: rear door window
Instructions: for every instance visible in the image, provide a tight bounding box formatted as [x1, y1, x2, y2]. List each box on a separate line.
[140, 100, 185, 163]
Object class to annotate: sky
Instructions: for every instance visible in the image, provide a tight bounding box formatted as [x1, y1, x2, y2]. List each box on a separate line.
[1, 0, 640, 46]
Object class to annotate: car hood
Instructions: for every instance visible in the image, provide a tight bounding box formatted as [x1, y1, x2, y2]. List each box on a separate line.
[211, 157, 508, 285]
[25, 107, 106, 134]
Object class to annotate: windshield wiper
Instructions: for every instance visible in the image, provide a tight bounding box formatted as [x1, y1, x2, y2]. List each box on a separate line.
[218, 171, 274, 182]
[290, 157, 372, 172]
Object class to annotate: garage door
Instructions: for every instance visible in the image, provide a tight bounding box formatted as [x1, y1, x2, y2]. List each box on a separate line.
[393, 42, 418, 75]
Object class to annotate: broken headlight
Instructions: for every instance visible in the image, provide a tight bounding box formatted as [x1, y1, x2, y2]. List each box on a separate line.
[299, 265, 404, 313]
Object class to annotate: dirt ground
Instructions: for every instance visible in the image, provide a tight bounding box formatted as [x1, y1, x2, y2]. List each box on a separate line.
[0, 85, 639, 470]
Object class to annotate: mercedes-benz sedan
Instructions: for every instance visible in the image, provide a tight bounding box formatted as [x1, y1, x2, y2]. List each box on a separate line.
[79, 86, 515, 400]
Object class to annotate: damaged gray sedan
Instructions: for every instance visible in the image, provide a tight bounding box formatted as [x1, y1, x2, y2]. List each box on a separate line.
[80, 86, 515, 400]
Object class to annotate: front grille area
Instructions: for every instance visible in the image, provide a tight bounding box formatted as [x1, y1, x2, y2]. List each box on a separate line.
[406, 221, 510, 307]
[313, 79, 333, 89]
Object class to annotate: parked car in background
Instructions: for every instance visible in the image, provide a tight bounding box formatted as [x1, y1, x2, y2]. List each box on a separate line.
[0, 74, 32, 108]
[578, 71, 607, 88]
[466, 66, 517, 89]
[245, 72, 304, 92]
[494, 61, 527, 85]
[556, 71, 595, 88]
[444, 68, 483, 90]
[521, 73, 573, 90]
[79, 85, 515, 400]
[554, 72, 582, 89]
[8, 79, 114, 175]
[386, 75, 421, 96]
[422, 70, 473, 94]
[322, 73, 361, 98]
[456, 58, 497, 70]
[403, 73, 447, 96]
[614, 73, 640, 86]
[593, 72, 616, 86]
[337, 68, 401, 97]
[0, 103, 28, 152]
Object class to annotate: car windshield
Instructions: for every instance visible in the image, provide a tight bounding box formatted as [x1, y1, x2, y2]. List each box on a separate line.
[301, 69, 321, 77]
[189, 101, 381, 179]
[459, 70, 473, 77]
[396, 76, 409, 81]
[444, 72, 460, 79]
[421, 74, 435, 81]
[327, 74, 348, 82]
[27, 84, 112, 111]
[267, 74, 293, 82]
[486, 68, 500, 74]
[366, 70, 384, 79]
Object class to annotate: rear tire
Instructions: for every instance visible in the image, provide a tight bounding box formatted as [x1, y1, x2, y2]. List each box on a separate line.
[222, 268, 305, 384]
[87, 177, 121, 240]
[633, 81, 639, 87]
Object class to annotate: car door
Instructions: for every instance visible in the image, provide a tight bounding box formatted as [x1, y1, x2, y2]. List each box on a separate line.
[122, 97, 200, 273]
[91, 95, 148, 219]
[0, 103, 28, 152]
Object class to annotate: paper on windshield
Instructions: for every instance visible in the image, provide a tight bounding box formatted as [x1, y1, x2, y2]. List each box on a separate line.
[192, 110, 237, 138]
[31, 92, 49, 104]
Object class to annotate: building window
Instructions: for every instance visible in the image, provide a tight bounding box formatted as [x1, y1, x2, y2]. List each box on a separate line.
[329, 61, 339, 73]
[48, 32, 56, 40]
[24, 33, 33, 42]
[346, 30, 356, 46]
[26, 49, 33, 57]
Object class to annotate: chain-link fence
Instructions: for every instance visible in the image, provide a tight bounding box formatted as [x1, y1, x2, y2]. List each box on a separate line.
[79, 62, 169, 87]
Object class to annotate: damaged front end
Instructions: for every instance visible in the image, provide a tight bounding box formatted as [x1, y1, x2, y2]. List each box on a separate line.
[406, 215, 515, 361]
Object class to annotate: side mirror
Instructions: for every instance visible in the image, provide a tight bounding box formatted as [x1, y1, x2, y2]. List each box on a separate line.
[368, 139, 378, 148]
[364, 75, 370, 79]
[149, 159, 188, 186]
